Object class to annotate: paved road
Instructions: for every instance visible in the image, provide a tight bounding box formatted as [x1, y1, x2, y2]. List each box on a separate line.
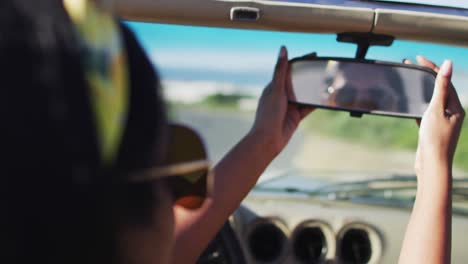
[173, 108, 305, 174]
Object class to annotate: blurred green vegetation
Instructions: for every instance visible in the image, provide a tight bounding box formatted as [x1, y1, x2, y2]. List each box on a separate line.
[167, 93, 255, 120]
[199, 93, 254, 108]
[304, 109, 468, 172]
[169, 93, 468, 172]
[455, 122, 468, 171]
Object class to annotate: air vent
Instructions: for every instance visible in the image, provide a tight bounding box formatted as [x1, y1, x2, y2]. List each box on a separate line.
[247, 218, 288, 263]
[293, 227, 326, 263]
[291, 220, 335, 263]
[340, 228, 372, 263]
[337, 223, 382, 264]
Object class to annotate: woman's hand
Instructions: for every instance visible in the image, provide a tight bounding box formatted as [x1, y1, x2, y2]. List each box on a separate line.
[406, 57, 465, 175]
[250, 46, 314, 156]
[399, 56, 464, 264]
[171, 48, 315, 264]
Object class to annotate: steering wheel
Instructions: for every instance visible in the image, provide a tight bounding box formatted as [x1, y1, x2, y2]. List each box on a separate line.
[197, 221, 246, 264]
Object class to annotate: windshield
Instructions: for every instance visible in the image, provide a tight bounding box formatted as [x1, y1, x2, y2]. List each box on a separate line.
[254, 175, 468, 215]
[128, 21, 468, 185]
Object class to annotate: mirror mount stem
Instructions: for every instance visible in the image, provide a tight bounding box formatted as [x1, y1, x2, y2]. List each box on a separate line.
[337, 33, 395, 59]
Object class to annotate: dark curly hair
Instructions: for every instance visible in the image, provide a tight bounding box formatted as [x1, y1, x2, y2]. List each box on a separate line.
[0, 1, 167, 263]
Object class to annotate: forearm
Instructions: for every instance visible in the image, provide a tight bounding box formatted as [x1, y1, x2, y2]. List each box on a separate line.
[399, 163, 452, 264]
[210, 130, 279, 212]
[171, 131, 278, 263]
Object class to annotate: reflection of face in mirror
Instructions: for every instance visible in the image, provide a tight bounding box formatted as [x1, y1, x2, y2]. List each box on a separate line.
[322, 62, 408, 112]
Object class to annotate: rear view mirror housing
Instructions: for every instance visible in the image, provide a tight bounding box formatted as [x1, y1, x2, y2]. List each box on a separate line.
[289, 57, 438, 119]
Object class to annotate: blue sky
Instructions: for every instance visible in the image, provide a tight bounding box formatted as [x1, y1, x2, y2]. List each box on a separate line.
[127, 22, 468, 98]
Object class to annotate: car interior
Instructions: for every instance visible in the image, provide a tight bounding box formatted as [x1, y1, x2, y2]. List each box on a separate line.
[114, 1, 468, 263]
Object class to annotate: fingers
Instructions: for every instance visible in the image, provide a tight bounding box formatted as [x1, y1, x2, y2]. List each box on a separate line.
[415, 118, 421, 127]
[413, 57, 463, 122]
[416, 55, 440, 72]
[408, 56, 453, 114]
[446, 82, 465, 122]
[302, 52, 317, 59]
[430, 60, 452, 110]
[286, 105, 315, 125]
[403, 58, 413, 65]
[404, 56, 439, 72]
[299, 106, 315, 119]
[287, 51, 317, 100]
[273, 46, 288, 90]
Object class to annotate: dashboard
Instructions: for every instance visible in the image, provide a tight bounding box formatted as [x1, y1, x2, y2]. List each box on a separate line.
[230, 192, 468, 264]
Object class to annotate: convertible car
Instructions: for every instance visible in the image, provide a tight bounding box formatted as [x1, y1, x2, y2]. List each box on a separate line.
[114, 0, 468, 263]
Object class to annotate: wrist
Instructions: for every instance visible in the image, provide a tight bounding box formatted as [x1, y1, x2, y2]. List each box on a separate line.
[415, 150, 452, 177]
[415, 162, 452, 195]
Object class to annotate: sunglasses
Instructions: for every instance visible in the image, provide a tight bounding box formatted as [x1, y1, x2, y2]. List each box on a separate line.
[129, 124, 211, 210]
[326, 84, 399, 111]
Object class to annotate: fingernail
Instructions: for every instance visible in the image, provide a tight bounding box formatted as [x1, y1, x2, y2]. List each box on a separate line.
[416, 55, 424, 63]
[279, 46, 286, 59]
[439, 60, 452, 77]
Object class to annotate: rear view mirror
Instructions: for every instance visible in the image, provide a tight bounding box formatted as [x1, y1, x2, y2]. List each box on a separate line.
[289, 57, 437, 118]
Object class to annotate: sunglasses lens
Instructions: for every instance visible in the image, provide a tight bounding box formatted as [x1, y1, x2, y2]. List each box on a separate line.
[129, 124, 210, 210]
[335, 86, 357, 107]
[163, 124, 210, 209]
[168, 169, 208, 209]
[166, 125, 207, 166]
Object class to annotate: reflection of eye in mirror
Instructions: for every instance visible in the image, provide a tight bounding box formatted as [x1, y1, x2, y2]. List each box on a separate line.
[290, 59, 437, 118]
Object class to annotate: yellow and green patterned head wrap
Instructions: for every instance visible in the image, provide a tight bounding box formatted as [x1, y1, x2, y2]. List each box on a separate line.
[64, 0, 128, 165]
[62, 0, 209, 208]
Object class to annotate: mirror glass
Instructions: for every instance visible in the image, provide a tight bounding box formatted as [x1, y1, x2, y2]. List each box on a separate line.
[290, 60, 436, 117]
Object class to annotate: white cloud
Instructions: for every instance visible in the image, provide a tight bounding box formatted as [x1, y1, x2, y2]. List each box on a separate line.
[152, 49, 276, 74]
